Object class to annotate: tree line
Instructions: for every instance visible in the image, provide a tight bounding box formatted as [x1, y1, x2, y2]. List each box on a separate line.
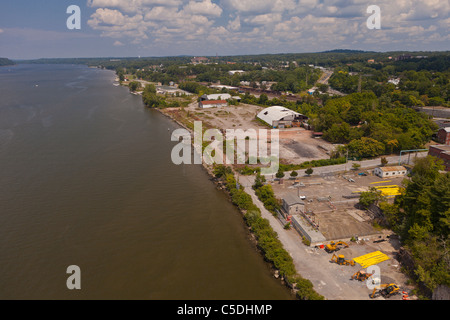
[363, 157, 449, 298]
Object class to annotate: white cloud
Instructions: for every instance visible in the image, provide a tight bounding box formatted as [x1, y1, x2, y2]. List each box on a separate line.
[85, 0, 450, 54]
[183, 0, 223, 17]
[227, 16, 241, 31]
[87, 0, 182, 12]
[244, 13, 282, 25]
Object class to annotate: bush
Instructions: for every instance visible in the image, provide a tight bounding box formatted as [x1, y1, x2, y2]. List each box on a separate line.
[255, 185, 281, 214]
[213, 165, 232, 178]
[222, 172, 323, 300]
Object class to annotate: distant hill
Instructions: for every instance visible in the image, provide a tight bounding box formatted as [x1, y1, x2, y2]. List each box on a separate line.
[0, 58, 15, 66]
[321, 49, 373, 54]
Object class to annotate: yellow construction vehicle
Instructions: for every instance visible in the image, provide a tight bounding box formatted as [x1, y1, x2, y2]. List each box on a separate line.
[370, 283, 400, 299]
[330, 254, 355, 266]
[325, 241, 349, 253]
[351, 270, 373, 281]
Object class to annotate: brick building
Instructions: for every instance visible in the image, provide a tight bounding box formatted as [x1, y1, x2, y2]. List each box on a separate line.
[428, 145, 450, 171]
[437, 127, 450, 145]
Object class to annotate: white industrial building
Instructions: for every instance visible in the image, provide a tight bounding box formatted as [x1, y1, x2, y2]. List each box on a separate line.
[228, 70, 245, 76]
[200, 93, 232, 101]
[373, 166, 407, 178]
[198, 100, 228, 109]
[256, 106, 307, 128]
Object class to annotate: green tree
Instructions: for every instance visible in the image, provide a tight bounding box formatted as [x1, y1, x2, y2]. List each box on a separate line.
[305, 168, 314, 176]
[253, 173, 266, 190]
[128, 81, 141, 92]
[348, 137, 385, 158]
[275, 169, 285, 179]
[232, 189, 253, 210]
[359, 188, 383, 209]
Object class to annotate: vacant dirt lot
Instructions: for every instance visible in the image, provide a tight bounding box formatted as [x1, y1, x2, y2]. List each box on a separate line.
[183, 102, 334, 164]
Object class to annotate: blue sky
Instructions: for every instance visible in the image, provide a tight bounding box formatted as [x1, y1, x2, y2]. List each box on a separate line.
[0, 0, 449, 59]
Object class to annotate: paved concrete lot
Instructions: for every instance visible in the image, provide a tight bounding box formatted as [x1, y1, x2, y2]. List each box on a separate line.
[239, 174, 411, 300]
[271, 172, 405, 241]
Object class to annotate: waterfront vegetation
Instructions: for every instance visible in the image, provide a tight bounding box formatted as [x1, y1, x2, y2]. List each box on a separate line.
[214, 166, 324, 300]
[0, 58, 15, 66]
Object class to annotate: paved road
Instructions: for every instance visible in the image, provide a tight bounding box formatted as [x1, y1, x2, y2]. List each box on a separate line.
[239, 174, 376, 300]
[315, 69, 347, 97]
[263, 152, 428, 178]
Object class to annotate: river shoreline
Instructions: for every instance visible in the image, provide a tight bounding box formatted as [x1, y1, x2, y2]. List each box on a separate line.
[151, 105, 299, 299]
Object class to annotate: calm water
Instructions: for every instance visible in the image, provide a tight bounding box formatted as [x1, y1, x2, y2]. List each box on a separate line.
[0, 64, 292, 300]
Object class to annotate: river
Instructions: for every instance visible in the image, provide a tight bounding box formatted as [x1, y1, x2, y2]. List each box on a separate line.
[0, 64, 293, 300]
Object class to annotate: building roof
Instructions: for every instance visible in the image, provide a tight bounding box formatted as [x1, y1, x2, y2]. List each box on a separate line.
[202, 93, 232, 100]
[283, 193, 304, 206]
[430, 144, 450, 153]
[257, 106, 302, 125]
[378, 166, 407, 172]
[200, 100, 228, 105]
[439, 127, 450, 133]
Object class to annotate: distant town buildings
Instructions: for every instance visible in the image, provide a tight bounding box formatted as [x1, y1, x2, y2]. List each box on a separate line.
[209, 84, 239, 91]
[373, 166, 407, 178]
[156, 85, 192, 96]
[191, 57, 210, 65]
[429, 145, 450, 171]
[388, 78, 401, 86]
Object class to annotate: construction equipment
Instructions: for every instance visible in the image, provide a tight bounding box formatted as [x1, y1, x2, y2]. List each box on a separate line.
[325, 241, 349, 253]
[331, 254, 355, 266]
[351, 270, 373, 281]
[370, 283, 400, 299]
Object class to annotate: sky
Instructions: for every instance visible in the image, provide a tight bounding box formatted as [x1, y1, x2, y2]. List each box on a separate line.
[0, 0, 449, 59]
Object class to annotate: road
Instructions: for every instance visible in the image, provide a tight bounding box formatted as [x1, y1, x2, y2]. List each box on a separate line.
[314, 68, 347, 97]
[263, 152, 428, 178]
